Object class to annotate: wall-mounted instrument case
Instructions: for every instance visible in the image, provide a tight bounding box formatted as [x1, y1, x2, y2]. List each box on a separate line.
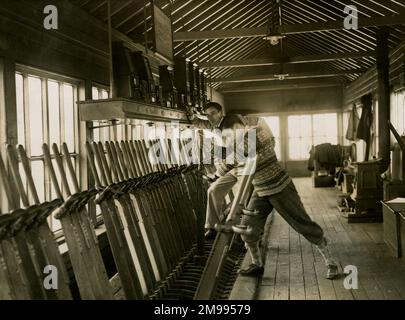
[174, 56, 190, 109]
[112, 42, 157, 104]
[112, 42, 139, 99]
[132, 51, 156, 103]
[159, 65, 178, 109]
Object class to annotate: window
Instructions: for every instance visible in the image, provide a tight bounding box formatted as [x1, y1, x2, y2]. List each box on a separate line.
[390, 90, 405, 142]
[288, 115, 312, 160]
[372, 100, 379, 157]
[354, 107, 366, 161]
[342, 111, 351, 146]
[262, 116, 281, 160]
[15, 70, 80, 232]
[91, 86, 110, 142]
[288, 113, 338, 160]
[313, 113, 338, 146]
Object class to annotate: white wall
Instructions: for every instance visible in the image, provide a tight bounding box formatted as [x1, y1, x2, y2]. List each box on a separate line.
[209, 87, 226, 111]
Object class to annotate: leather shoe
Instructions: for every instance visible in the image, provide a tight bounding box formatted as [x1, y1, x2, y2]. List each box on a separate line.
[204, 228, 217, 240]
[326, 263, 339, 279]
[239, 264, 264, 277]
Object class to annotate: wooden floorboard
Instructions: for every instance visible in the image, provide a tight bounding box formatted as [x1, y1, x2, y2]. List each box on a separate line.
[273, 229, 290, 300]
[300, 234, 320, 300]
[253, 177, 405, 300]
[256, 215, 279, 299]
[289, 229, 305, 300]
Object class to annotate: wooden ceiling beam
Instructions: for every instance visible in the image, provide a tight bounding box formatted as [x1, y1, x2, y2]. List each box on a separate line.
[220, 80, 345, 93]
[198, 51, 376, 68]
[211, 69, 367, 83]
[174, 26, 267, 41]
[173, 13, 405, 41]
[284, 12, 405, 34]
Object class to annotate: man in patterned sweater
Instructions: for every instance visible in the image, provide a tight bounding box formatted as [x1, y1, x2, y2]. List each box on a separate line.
[223, 117, 339, 279]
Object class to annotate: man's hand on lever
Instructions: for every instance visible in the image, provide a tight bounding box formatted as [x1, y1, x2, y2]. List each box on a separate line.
[185, 105, 196, 121]
[202, 173, 219, 183]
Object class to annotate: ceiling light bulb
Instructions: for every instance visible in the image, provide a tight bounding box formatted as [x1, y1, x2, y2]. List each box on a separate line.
[274, 73, 289, 80]
[263, 34, 286, 46]
[270, 37, 280, 46]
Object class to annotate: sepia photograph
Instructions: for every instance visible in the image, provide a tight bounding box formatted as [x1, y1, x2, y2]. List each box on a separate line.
[0, 0, 405, 310]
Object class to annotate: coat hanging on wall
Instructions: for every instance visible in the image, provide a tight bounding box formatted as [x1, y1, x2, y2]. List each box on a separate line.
[356, 93, 373, 161]
[345, 103, 360, 141]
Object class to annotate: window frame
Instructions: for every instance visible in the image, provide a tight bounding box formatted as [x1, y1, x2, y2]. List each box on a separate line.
[15, 64, 82, 236]
[390, 89, 405, 144]
[287, 112, 339, 161]
[91, 84, 111, 143]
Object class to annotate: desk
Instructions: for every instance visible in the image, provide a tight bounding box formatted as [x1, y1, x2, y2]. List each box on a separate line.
[382, 201, 405, 258]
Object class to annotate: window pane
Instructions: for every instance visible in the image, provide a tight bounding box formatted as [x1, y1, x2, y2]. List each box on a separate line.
[28, 76, 43, 156]
[313, 113, 337, 145]
[101, 89, 109, 99]
[127, 125, 132, 140]
[132, 126, 138, 140]
[398, 92, 405, 135]
[343, 112, 350, 146]
[374, 101, 379, 154]
[300, 116, 312, 137]
[288, 116, 300, 137]
[288, 115, 312, 160]
[117, 124, 123, 141]
[48, 80, 60, 145]
[93, 121, 100, 142]
[63, 84, 75, 152]
[357, 140, 366, 162]
[103, 124, 110, 141]
[15, 74, 25, 146]
[314, 136, 327, 146]
[31, 160, 45, 203]
[374, 102, 379, 136]
[301, 137, 312, 159]
[92, 87, 99, 100]
[289, 138, 301, 160]
[313, 115, 325, 137]
[288, 115, 311, 137]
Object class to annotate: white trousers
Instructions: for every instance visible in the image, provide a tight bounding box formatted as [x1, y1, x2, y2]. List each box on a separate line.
[205, 170, 238, 229]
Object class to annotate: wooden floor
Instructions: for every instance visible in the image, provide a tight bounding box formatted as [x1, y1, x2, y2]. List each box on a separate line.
[231, 177, 405, 300]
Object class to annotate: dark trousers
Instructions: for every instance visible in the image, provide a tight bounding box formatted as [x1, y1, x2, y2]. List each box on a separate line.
[241, 181, 324, 246]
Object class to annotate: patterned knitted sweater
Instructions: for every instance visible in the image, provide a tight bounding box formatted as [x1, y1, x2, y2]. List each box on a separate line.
[216, 117, 291, 196]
